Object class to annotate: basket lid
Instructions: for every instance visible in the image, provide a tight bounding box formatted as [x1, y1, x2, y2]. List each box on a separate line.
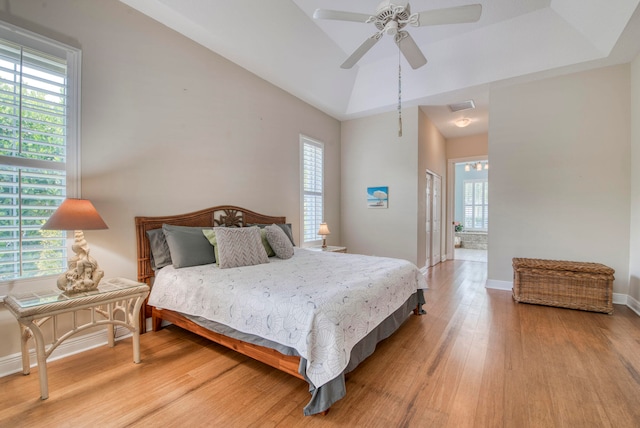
[512, 258, 615, 275]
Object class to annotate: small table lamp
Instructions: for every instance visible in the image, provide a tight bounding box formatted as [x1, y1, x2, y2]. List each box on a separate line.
[318, 222, 331, 248]
[41, 198, 108, 293]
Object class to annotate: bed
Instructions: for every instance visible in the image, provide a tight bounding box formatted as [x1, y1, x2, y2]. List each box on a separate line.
[135, 205, 427, 415]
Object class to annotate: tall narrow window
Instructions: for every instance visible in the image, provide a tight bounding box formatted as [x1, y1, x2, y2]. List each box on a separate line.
[0, 22, 80, 281]
[463, 179, 488, 230]
[301, 136, 324, 245]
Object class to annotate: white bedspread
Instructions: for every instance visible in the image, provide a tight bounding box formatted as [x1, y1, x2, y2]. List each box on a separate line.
[148, 248, 427, 388]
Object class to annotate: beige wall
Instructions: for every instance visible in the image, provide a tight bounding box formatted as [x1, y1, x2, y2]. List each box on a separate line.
[341, 108, 420, 265]
[2, 0, 638, 372]
[488, 64, 631, 294]
[629, 53, 640, 305]
[0, 0, 340, 360]
[446, 134, 489, 160]
[340, 107, 446, 268]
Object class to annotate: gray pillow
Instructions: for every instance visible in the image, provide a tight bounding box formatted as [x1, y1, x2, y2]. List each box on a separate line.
[162, 224, 215, 268]
[265, 224, 294, 259]
[146, 228, 172, 270]
[248, 223, 295, 246]
[214, 226, 269, 269]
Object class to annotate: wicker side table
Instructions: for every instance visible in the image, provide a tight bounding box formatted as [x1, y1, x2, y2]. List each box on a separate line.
[3, 278, 149, 399]
[512, 258, 614, 314]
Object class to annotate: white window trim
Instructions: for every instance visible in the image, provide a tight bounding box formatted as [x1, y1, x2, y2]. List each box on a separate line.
[299, 135, 324, 247]
[0, 20, 81, 295]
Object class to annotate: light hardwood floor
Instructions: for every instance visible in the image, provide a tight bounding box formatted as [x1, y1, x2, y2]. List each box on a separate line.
[2, 259, 640, 427]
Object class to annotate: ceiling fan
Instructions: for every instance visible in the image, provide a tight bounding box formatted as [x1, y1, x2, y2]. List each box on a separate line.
[313, 1, 482, 69]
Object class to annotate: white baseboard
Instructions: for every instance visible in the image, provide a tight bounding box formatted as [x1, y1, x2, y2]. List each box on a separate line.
[612, 293, 627, 305]
[0, 327, 131, 378]
[482, 282, 639, 317]
[485, 279, 512, 291]
[627, 295, 640, 316]
[4, 291, 636, 380]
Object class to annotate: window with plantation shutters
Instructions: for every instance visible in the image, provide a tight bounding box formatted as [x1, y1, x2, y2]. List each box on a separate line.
[463, 179, 488, 231]
[0, 22, 80, 281]
[301, 136, 324, 244]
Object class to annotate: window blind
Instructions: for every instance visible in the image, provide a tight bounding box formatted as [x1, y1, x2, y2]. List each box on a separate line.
[0, 35, 71, 280]
[301, 137, 324, 243]
[463, 179, 488, 230]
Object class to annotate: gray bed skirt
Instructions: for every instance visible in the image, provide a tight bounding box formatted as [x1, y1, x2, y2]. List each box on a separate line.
[184, 289, 425, 415]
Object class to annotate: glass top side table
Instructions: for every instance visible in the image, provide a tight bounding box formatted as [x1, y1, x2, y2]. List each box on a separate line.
[3, 277, 149, 399]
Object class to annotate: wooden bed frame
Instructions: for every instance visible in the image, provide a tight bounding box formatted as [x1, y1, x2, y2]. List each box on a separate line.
[135, 205, 305, 380]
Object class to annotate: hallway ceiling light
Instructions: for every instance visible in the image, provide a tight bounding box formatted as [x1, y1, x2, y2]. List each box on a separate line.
[454, 117, 471, 128]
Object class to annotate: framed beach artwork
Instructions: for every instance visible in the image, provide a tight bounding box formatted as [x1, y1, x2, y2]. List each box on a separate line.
[367, 186, 388, 209]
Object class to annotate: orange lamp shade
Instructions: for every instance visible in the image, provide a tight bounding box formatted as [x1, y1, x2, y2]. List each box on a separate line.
[41, 198, 108, 231]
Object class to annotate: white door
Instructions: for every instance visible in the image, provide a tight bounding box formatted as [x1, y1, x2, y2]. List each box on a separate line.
[425, 173, 432, 267]
[426, 171, 443, 268]
[431, 175, 442, 266]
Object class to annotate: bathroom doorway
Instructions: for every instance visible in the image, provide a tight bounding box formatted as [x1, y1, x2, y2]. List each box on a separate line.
[452, 159, 488, 263]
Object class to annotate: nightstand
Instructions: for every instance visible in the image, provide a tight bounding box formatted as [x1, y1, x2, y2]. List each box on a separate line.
[306, 245, 347, 253]
[3, 278, 149, 399]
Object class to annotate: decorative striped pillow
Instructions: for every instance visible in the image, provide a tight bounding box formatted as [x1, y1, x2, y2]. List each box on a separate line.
[214, 226, 269, 269]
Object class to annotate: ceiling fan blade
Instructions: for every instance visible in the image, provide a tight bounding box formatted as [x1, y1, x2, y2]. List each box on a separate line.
[414, 4, 482, 26]
[396, 32, 427, 69]
[341, 34, 382, 69]
[313, 9, 373, 23]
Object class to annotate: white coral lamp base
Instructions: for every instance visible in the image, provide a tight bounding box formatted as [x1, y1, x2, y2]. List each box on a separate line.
[57, 230, 104, 293]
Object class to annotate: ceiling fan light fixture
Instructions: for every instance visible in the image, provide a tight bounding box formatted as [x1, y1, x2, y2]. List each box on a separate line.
[314, 2, 482, 71]
[455, 118, 471, 128]
[385, 20, 399, 35]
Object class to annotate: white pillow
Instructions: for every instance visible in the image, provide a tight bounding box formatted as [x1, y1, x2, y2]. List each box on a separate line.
[265, 224, 294, 259]
[214, 226, 269, 269]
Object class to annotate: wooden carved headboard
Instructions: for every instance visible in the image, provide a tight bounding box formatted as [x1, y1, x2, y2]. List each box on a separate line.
[135, 205, 286, 324]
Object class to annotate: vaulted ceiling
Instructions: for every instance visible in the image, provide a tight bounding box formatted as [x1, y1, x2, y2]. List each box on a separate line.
[120, 0, 640, 138]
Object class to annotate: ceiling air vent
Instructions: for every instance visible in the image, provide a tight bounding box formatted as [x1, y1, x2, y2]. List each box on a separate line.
[448, 100, 476, 112]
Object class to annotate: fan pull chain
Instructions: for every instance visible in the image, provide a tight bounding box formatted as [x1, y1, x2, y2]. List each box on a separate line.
[398, 46, 402, 137]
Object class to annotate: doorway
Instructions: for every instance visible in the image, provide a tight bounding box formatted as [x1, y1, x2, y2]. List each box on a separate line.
[451, 159, 488, 263]
[426, 170, 442, 268]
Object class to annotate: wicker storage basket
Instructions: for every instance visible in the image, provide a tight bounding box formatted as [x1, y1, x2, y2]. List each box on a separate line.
[512, 258, 615, 314]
